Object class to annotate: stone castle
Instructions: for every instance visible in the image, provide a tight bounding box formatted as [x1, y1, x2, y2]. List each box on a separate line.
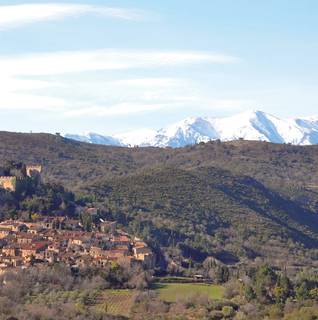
[0, 165, 42, 192]
[0, 176, 17, 192]
[26, 165, 42, 178]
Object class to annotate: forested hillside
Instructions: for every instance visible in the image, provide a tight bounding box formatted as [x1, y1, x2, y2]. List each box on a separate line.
[1, 131, 318, 271]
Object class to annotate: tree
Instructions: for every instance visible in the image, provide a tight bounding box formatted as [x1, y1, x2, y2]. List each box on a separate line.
[254, 265, 277, 303]
[222, 305, 235, 318]
[81, 211, 93, 232]
[244, 285, 256, 302]
[295, 282, 310, 301]
[274, 274, 292, 304]
[309, 288, 318, 300]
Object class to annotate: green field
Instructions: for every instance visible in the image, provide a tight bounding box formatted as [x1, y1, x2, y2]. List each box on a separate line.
[153, 282, 224, 302]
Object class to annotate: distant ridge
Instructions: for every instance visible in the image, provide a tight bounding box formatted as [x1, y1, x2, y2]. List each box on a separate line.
[64, 110, 318, 147]
[64, 132, 123, 147]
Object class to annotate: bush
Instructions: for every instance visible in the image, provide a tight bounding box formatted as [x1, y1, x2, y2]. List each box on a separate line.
[222, 305, 235, 318]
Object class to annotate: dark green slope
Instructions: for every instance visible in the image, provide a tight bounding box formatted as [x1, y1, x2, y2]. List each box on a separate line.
[88, 166, 318, 267]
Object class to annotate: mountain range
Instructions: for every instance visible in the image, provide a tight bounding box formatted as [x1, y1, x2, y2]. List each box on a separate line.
[64, 110, 318, 147]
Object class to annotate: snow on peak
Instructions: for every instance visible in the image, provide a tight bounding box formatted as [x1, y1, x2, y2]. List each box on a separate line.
[115, 128, 157, 147]
[63, 132, 123, 146]
[64, 110, 318, 148]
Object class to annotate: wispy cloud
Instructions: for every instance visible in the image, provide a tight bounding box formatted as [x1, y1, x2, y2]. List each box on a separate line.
[62, 99, 250, 118]
[0, 3, 144, 30]
[113, 78, 185, 87]
[63, 102, 175, 117]
[0, 48, 241, 120]
[0, 49, 239, 76]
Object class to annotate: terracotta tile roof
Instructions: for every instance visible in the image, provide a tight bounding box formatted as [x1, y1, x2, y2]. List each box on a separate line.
[111, 235, 131, 243]
[20, 241, 48, 251]
[15, 232, 37, 239]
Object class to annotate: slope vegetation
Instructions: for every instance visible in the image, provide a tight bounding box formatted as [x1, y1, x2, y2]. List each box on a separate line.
[1, 131, 318, 268]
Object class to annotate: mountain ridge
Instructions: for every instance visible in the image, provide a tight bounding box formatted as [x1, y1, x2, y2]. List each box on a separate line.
[64, 110, 318, 147]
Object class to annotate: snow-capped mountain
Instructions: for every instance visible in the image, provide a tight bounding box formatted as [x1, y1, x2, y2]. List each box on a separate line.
[63, 132, 123, 146]
[117, 117, 219, 147]
[64, 110, 318, 148]
[209, 110, 305, 144]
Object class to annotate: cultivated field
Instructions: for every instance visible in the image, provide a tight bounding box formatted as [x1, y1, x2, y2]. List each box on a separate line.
[153, 282, 224, 302]
[27, 289, 136, 318]
[95, 289, 136, 317]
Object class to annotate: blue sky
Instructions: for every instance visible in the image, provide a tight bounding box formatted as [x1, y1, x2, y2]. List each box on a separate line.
[0, 0, 318, 134]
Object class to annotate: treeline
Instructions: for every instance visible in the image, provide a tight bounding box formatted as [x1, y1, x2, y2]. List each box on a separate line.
[130, 265, 318, 320]
[223, 265, 318, 319]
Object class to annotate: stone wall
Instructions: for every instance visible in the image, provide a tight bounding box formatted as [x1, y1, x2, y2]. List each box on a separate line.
[0, 176, 17, 191]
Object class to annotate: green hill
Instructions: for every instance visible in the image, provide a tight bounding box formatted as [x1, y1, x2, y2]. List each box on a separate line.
[1, 131, 318, 270]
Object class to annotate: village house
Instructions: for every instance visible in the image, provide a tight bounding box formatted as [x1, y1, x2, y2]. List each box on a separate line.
[63, 219, 82, 230]
[20, 242, 48, 259]
[0, 221, 27, 232]
[113, 244, 130, 253]
[43, 249, 59, 264]
[8, 256, 24, 267]
[42, 229, 58, 241]
[93, 256, 109, 268]
[133, 245, 155, 269]
[27, 224, 44, 234]
[89, 246, 103, 258]
[39, 217, 65, 230]
[0, 228, 12, 239]
[47, 242, 62, 253]
[76, 254, 94, 269]
[110, 234, 131, 246]
[15, 232, 39, 244]
[100, 221, 117, 234]
[86, 207, 98, 216]
[0, 256, 23, 268]
[2, 245, 19, 257]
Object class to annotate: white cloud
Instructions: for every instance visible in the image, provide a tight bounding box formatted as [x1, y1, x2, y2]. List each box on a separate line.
[0, 3, 143, 30]
[0, 91, 66, 111]
[63, 102, 175, 117]
[113, 78, 184, 87]
[0, 49, 239, 77]
[0, 48, 241, 120]
[62, 98, 250, 118]
[0, 73, 66, 111]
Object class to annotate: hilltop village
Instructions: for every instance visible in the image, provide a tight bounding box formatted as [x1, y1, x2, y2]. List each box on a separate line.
[0, 216, 154, 272]
[0, 163, 154, 272]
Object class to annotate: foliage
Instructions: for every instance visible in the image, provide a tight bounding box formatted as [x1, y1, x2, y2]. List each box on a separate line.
[0, 263, 149, 320]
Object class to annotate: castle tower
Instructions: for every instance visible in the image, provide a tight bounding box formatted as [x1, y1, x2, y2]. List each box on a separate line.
[0, 176, 17, 192]
[26, 165, 42, 178]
